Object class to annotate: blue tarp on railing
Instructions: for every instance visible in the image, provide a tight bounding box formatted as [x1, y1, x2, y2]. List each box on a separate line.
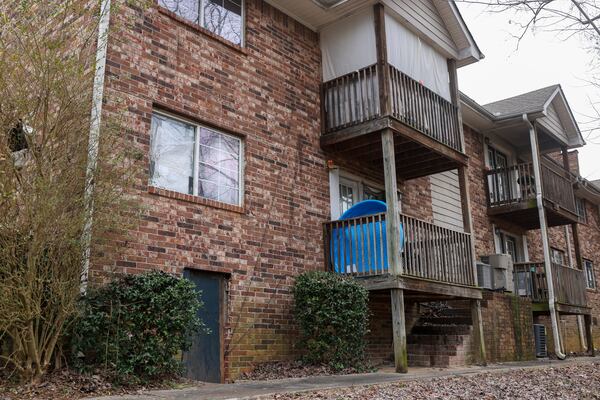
[331, 200, 404, 274]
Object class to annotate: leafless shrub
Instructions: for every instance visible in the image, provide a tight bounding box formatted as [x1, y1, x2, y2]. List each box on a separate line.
[0, 0, 146, 383]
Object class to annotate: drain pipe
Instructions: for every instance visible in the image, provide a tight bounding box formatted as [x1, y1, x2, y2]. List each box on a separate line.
[523, 114, 566, 360]
[565, 225, 588, 351]
[81, 0, 112, 293]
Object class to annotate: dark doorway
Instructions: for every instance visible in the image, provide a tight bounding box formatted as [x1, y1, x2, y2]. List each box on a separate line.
[183, 269, 226, 383]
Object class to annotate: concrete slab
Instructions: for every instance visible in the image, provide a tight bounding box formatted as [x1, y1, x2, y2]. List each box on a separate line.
[86, 356, 600, 400]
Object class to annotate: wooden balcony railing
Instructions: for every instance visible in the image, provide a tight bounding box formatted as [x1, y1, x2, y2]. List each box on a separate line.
[323, 212, 475, 287]
[514, 262, 587, 308]
[321, 63, 462, 152]
[388, 64, 461, 151]
[485, 160, 576, 214]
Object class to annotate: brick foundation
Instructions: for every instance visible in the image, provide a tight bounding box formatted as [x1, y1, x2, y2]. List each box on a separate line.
[479, 292, 536, 362]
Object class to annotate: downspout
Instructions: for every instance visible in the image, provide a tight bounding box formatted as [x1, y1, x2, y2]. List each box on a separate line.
[81, 0, 111, 293]
[523, 114, 566, 360]
[566, 225, 588, 351]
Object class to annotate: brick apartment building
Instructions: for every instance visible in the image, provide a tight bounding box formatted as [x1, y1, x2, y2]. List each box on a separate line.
[87, 0, 599, 382]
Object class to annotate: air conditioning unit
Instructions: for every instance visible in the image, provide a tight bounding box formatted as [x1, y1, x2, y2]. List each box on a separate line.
[477, 262, 493, 289]
[481, 254, 514, 292]
[533, 324, 548, 358]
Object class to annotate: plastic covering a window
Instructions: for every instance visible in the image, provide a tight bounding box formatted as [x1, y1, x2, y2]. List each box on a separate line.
[320, 8, 377, 82]
[158, 0, 243, 46]
[385, 11, 450, 100]
[150, 114, 195, 194]
[198, 127, 241, 205]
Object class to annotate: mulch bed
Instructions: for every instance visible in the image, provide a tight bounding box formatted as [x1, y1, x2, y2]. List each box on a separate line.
[238, 361, 377, 381]
[0, 369, 196, 400]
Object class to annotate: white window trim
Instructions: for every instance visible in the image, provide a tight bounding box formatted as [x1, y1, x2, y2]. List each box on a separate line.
[151, 110, 244, 206]
[493, 226, 525, 262]
[584, 259, 596, 289]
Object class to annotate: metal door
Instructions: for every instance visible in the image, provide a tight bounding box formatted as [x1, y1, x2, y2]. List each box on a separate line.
[183, 269, 224, 383]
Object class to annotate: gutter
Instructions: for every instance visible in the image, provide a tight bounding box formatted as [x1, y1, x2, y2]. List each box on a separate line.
[523, 113, 566, 360]
[81, 0, 111, 293]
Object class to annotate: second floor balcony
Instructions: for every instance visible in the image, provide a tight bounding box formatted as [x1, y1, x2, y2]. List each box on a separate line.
[320, 63, 466, 181]
[485, 159, 579, 229]
[321, 63, 462, 152]
[514, 262, 589, 314]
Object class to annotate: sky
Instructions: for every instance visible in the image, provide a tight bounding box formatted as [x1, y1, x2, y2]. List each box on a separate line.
[456, 2, 600, 180]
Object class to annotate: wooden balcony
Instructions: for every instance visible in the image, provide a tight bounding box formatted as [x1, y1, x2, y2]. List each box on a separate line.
[320, 63, 467, 180]
[485, 159, 579, 229]
[323, 212, 480, 301]
[514, 262, 589, 315]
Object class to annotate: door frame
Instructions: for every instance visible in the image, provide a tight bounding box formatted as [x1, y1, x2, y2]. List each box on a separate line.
[183, 268, 228, 383]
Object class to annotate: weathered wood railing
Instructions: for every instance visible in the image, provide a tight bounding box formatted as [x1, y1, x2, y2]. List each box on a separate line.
[321, 63, 462, 152]
[485, 160, 576, 214]
[541, 160, 577, 214]
[321, 64, 380, 133]
[323, 212, 475, 287]
[514, 262, 587, 307]
[486, 163, 534, 207]
[388, 64, 461, 151]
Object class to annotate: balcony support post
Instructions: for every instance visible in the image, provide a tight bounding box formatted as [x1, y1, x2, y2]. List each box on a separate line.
[584, 314, 595, 356]
[448, 59, 465, 152]
[374, 3, 390, 116]
[526, 116, 566, 359]
[382, 128, 402, 276]
[390, 288, 408, 373]
[458, 165, 486, 364]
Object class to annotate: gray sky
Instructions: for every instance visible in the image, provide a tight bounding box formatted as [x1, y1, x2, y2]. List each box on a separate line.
[456, 2, 600, 180]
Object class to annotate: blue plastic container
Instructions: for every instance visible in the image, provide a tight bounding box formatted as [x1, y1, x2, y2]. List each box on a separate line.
[331, 200, 404, 274]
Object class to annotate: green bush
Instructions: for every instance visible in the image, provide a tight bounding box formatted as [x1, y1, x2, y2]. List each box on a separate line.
[293, 271, 369, 369]
[69, 271, 203, 384]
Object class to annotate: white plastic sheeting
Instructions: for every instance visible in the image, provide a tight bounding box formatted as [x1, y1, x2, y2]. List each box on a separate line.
[385, 11, 450, 100]
[320, 8, 377, 82]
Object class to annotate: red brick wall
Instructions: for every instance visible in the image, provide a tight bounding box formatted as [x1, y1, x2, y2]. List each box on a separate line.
[93, 0, 328, 380]
[464, 124, 495, 257]
[480, 292, 536, 362]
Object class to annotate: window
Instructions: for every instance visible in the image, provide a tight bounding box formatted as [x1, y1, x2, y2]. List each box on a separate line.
[158, 0, 244, 46]
[496, 230, 521, 263]
[576, 197, 586, 222]
[7, 121, 29, 152]
[150, 112, 243, 206]
[550, 248, 566, 266]
[584, 260, 596, 289]
[339, 178, 358, 216]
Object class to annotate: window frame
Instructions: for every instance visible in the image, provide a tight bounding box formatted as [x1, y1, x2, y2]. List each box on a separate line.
[149, 111, 244, 207]
[158, 0, 245, 47]
[550, 247, 566, 266]
[575, 197, 587, 223]
[584, 259, 596, 289]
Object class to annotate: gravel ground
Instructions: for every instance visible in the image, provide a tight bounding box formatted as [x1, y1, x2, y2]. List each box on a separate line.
[269, 362, 600, 400]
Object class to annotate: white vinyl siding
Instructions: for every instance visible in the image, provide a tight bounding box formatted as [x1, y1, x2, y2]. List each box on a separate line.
[383, 0, 457, 57]
[538, 102, 568, 145]
[430, 170, 463, 231]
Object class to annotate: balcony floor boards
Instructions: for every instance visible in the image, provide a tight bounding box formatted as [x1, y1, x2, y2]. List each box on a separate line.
[353, 274, 482, 300]
[488, 200, 579, 230]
